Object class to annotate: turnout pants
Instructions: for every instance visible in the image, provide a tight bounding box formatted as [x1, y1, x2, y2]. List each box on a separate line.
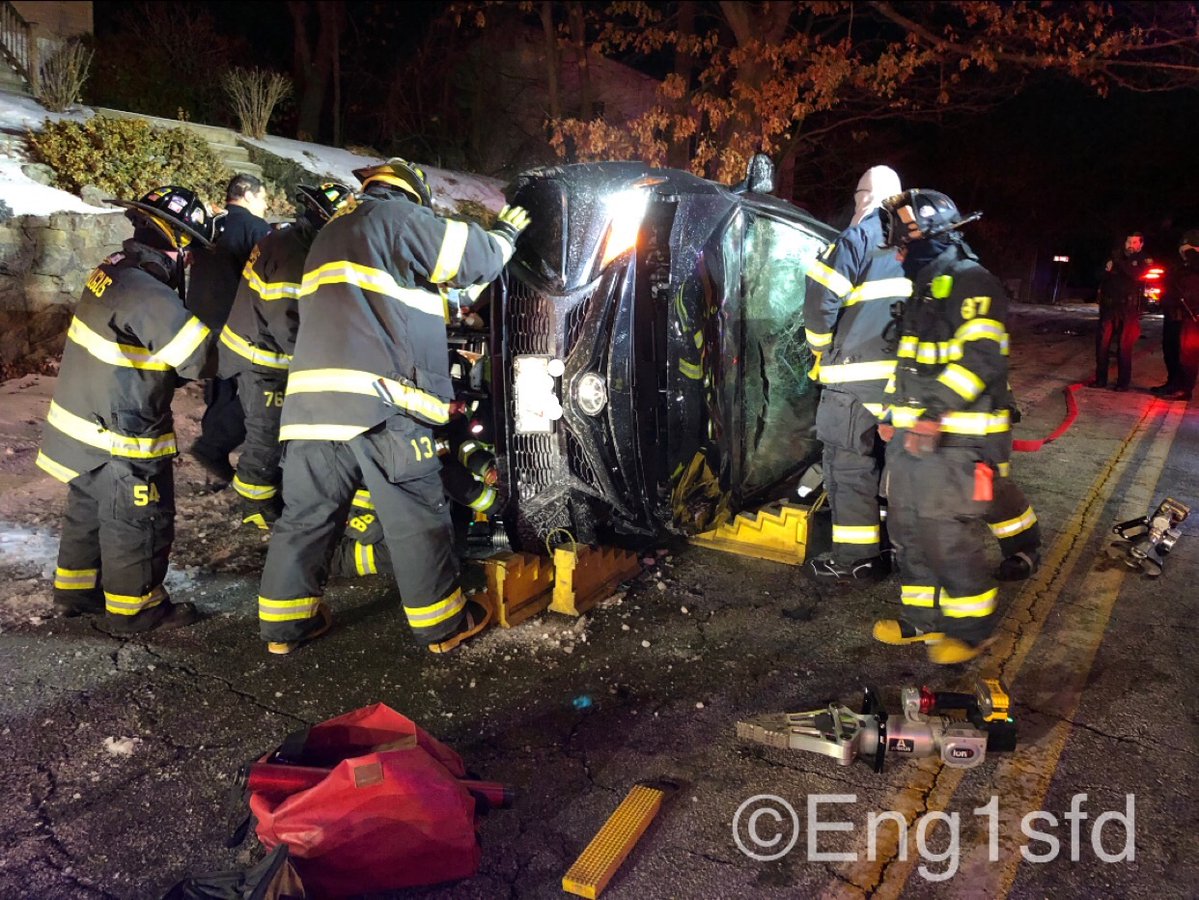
[53, 458, 175, 620]
[257, 417, 463, 645]
[231, 369, 287, 507]
[816, 390, 885, 560]
[195, 376, 246, 461]
[1095, 315, 1139, 388]
[885, 441, 997, 645]
[986, 473, 1040, 559]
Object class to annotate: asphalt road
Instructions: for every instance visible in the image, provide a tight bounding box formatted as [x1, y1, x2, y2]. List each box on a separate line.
[1, 305, 1196, 899]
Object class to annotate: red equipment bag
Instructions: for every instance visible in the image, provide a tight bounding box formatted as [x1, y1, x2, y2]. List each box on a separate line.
[248, 704, 482, 897]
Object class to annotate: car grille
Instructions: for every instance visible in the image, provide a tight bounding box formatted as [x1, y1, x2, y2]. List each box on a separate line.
[508, 278, 556, 356]
[566, 431, 599, 490]
[505, 275, 600, 505]
[564, 291, 593, 350]
[511, 433, 558, 501]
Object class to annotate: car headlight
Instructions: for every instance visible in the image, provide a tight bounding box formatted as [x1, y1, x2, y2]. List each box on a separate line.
[575, 372, 608, 416]
[600, 189, 649, 267]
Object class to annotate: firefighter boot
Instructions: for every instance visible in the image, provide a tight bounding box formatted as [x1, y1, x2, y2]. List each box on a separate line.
[241, 496, 283, 531]
[267, 602, 333, 656]
[53, 589, 104, 617]
[428, 596, 494, 654]
[105, 588, 199, 634]
[872, 619, 945, 646]
[927, 637, 989, 665]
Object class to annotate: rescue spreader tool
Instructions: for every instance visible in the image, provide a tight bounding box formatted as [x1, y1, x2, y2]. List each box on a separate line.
[1106, 497, 1189, 578]
[737, 678, 1016, 772]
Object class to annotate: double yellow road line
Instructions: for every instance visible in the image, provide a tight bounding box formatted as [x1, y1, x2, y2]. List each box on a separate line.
[824, 397, 1187, 899]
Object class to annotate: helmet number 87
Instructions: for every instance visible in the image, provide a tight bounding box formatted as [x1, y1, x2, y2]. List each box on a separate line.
[961, 296, 991, 319]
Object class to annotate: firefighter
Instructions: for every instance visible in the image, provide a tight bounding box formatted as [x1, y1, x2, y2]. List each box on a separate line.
[255, 158, 529, 655]
[217, 182, 354, 529]
[189, 174, 272, 482]
[872, 188, 1011, 665]
[39, 187, 216, 632]
[331, 439, 502, 579]
[803, 165, 907, 578]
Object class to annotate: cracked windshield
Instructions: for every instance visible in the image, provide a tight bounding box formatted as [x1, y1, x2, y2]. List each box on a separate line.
[739, 214, 825, 497]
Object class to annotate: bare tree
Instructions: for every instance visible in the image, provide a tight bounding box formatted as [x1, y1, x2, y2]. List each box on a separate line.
[222, 68, 292, 139]
[37, 38, 93, 113]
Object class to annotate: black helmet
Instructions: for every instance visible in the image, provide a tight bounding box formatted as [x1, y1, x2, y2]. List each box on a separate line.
[881, 189, 981, 248]
[352, 157, 432, 206]
[108, 186, 213, 249]
[296, 181, 354, 227]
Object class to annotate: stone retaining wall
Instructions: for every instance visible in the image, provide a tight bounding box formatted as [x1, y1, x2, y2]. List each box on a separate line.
[0, 210, 131, 374]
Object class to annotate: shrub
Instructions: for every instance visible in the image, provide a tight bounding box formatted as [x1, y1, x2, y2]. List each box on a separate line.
[27, 116, 232, 207]
[222, 68, 291, 139]
[37, 38, 93, 113]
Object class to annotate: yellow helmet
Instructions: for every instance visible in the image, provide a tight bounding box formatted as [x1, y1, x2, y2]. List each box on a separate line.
[352, 158, 432, 206]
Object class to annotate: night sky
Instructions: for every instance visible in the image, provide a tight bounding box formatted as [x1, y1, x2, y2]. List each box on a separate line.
[92, 1, 1199, 293]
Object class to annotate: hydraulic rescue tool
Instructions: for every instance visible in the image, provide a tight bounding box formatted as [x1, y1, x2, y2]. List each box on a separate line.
[1106, 497, 1190, 578]
[737, 678, 1016, 772]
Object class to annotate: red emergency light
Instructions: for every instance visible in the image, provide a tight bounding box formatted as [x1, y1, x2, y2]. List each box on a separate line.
[1142, 266, 1165, 281]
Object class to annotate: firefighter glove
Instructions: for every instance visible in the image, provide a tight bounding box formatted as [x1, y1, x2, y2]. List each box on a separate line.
[903, 417, 942, 457]
[490, 205, 531, 262]
[808, 349, 823, 382]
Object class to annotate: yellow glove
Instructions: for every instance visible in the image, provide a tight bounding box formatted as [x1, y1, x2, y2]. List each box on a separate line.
[808, 349, 823, 382]
[490, 204, 532, 262]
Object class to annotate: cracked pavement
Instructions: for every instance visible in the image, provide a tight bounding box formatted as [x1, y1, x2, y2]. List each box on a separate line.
[1, 306, 1197, 899]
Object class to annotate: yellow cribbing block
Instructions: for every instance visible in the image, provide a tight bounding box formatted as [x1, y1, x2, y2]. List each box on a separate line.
[482, 551, 554, 628]
[550, 545, 643, 617]
[689, 499, 818, 566]
[562, 784, 664, 898]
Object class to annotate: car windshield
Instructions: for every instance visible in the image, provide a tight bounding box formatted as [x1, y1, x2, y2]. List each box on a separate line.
[737, 212, 825, 498]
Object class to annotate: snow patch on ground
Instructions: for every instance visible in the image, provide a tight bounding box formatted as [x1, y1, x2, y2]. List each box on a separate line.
[0, 92, 507, 218]
[0, 94, 112, 216]
[0, 524, 57, 576]
[241, 134, 508, 214]
[464, 605, 592, 658]
[102, 736, 141, 757]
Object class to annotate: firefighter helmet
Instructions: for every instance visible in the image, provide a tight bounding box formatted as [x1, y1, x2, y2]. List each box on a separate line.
[296, 181, 353, 226]
[352, 157, 432, 206]
[880, 189, 981, 248]
[108, 186, 213, 249]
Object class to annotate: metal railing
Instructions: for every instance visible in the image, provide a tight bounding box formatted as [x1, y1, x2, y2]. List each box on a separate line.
[0, 1, 34, 91]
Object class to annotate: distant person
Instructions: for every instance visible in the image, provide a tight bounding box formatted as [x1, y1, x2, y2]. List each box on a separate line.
[189, 173, 272, 482]
[1153, 229, 1199, 402]
[1091, 231, 1147, 391]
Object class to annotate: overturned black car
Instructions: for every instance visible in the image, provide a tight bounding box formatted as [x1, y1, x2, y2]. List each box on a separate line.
[468, 160, 836, 551]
